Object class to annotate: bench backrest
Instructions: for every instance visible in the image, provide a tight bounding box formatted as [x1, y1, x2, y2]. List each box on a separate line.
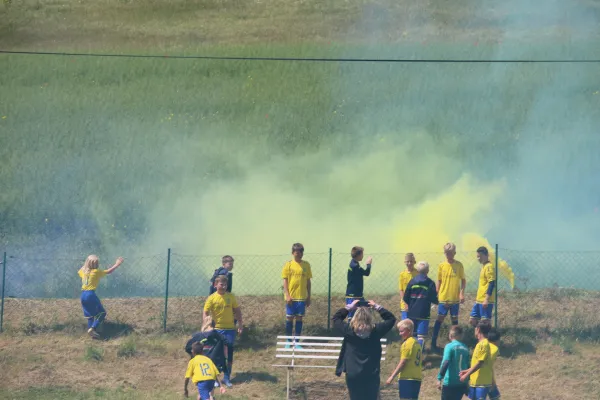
[274, 335, 387, 368]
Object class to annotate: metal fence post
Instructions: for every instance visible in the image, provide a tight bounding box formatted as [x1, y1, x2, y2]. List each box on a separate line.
[494, 244, 499, 328]
[0, 252, 6, 333]
[327, 248, 332, 331]
[163, 248, 171, 333]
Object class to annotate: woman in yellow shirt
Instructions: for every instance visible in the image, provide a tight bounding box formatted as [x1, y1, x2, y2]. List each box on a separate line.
[78, 255, 123, 339]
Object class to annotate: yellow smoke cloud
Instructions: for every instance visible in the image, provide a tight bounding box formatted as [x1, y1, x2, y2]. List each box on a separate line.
[392, 175, 515, 288]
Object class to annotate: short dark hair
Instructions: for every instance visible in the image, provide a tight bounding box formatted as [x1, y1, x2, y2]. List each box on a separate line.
[192, 341, 204, 355]
[351, 246, 364, 259]
[222, 255, 234, 263]
[477, 246, 489, 256]
[477, 320, 492, 336]
[292, 243, 304, 253]
[214, 275, 229, 285]
[450, 325, 464, 339]
[488, 327, 501, 342]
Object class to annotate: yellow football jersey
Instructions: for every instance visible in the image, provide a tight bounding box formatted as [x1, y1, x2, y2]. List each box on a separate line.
[476, 262, 496, 303]
[204, 292, 239, 329]
[469, 339, 493, 387]
[78, 269, 107, 291]
[398, 336, 423, 381]
[185, 355, 219, 383]
[489, 342, 499, 364]
[399, 269, 418, 311]
[281, 260, 312, 301]
[437, 261, 466, 303]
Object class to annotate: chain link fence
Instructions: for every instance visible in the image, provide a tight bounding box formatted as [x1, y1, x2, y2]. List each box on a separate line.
[1, 248, 598, 338]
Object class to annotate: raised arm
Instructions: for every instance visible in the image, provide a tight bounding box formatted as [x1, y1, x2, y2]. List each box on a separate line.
[369, 300, 396, 335]
[333, 300, 359, 335]
[363, 256, 372, 276]
[105, 257, 124, 275]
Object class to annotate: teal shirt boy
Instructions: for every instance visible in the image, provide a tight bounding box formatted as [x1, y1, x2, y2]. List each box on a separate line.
[437, 340, 470, 386]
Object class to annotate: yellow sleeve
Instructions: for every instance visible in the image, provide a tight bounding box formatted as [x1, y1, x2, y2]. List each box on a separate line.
[185, 359, 194, 378]
[398, 273, 403, 291]
[98, 270, 108, 278]
[203, 296, 212, 312]
[458, 263, 466, 280]
[281, 262, 290, 279]
[473, 342, 488, 363]
[437, 264, 443, 281]
[400, 341, 412, 360]
[306, 263, 312, 279]
[78, 269, 83, 278]
[231, 294, 239, 308]
[485, 265, 496, 283]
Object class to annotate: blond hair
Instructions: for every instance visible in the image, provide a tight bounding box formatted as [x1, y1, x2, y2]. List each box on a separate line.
[416, 261, 429, 274]
[397, 319, 414, 334]
[444, 243, 456, 252]
[350, 307, 375, 333]
[81, 255, 99, 275]
[404, 253, 415, 261]
[201, 315, 214, 332]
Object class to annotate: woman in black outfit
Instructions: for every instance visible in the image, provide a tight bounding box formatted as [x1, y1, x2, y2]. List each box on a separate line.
[333, 299, 397, 400]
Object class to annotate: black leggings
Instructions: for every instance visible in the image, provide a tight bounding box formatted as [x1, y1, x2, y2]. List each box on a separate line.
[346, 374, 380, 400]
[441, 385, 468, 400]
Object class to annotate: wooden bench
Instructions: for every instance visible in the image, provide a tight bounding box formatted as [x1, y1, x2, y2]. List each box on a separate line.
[272, 335, 388, 399]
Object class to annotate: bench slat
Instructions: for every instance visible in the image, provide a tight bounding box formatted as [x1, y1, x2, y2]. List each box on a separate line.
[276, 342, 386, 349]
[276, 348, 386, 355]
[277, 336, 386, 342]
[275, 355, 385, 361]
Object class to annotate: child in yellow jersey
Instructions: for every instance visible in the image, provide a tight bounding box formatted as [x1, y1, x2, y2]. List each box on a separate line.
[470, 247, 496, 328]
[184, 342, 226, 400]
[203, 275, 243, 388]
[399, 253, 418, 320]
[459, 321, 493, 400]
[77, 255, 123, 339]
[432, 243, 466, 353]
[386, 319, 423, 400]
[281, 243, 312, 349]
[487, 328, 501, 400]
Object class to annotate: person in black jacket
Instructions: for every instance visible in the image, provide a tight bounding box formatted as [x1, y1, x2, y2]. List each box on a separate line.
[403, 261, 439, 352]
[184, 316, 230, 387]
[333, 299, 396, 400]
[345, 246, 372, 320]
[208, 255, 234, 295]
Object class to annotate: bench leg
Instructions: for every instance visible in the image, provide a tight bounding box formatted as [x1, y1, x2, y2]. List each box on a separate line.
[286, 367, 290, 400]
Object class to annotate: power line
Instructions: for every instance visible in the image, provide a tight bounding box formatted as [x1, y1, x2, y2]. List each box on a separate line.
[1, 49, 600, 63]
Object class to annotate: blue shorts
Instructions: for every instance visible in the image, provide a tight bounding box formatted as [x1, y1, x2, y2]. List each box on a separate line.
[286, 300, 306, 317]
[398, 379, 421, 399]
[438, 303, 460, 318]
[80, 290, 106, 319]
[215, 329, 236, 363]
[470, 303, 494, 320]
[488, 386, 500, 399]
[401, 311, 409, 320]
[196, 380, 215, 399]
[469, 386, 491, 400]
[409, 319, 429, 336]
[345, 297, 365, 318]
